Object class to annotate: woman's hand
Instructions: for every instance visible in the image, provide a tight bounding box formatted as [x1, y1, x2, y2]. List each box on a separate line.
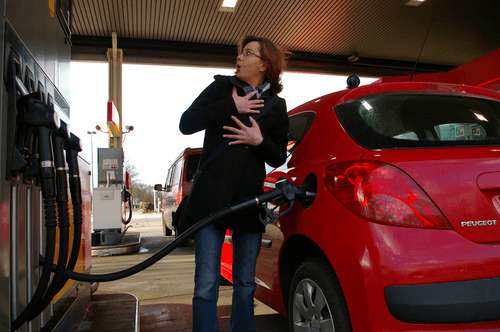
[232, 87, 263, 114]
[223, 116, 263, 146]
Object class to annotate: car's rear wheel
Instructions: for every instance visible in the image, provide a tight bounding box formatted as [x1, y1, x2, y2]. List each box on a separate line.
[288, 258, 352, 332]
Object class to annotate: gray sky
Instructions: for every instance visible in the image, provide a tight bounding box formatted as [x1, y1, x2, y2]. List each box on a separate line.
[69, 62, 377, 187]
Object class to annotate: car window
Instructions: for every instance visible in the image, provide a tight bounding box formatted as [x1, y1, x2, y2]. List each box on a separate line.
[165, 168, 171, 188]
[166, 164, 176, 192]
[172, 159, 183, 186]
[185, 153, 201, 182]
[266, 111, 316, 174]
[335, 93, 500, 149]
[287, 111, 316, 154]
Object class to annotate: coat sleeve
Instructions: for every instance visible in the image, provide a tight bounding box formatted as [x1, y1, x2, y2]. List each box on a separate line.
[179, 81, 238, 135]
[251, 98, 289, 168]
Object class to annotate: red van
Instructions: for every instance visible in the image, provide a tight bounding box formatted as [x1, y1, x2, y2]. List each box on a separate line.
[158, 147, 201, 239]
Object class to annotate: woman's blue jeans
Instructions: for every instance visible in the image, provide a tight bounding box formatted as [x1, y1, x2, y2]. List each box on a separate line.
[192, 223, 262, 332]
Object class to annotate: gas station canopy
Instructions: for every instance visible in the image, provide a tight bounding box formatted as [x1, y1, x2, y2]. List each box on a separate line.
[70, 0, 500, 78]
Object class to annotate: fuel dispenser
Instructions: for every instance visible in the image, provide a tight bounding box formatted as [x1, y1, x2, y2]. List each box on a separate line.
[1, 2, 92, 331]
[92, 148, 133, 246]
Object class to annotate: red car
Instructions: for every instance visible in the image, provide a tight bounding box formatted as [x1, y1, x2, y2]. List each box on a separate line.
[221, 80, 500, 331]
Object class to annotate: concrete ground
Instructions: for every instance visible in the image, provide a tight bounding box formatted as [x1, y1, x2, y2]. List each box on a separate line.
[90, 211, 289, 332]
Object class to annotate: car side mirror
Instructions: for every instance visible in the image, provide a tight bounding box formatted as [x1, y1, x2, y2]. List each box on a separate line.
[154, 184, 163, 191]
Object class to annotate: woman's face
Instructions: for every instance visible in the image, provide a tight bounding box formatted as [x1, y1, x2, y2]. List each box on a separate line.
[236, 41, 266, 87]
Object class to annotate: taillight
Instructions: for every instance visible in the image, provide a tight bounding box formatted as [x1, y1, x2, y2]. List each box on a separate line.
[323, 160, 451, 229]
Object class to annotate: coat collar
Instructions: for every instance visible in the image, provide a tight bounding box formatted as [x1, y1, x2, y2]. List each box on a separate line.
[215, 75, 276, 99]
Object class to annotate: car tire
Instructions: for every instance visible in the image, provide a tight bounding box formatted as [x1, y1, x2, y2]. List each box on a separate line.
[288, 258, 352, 332]
[163, 222, 172, 236]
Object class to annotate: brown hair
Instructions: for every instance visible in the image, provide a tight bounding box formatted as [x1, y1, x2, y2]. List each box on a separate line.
[237, 35, 291, 94]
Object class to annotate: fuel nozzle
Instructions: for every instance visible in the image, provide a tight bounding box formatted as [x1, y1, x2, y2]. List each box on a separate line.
[9, 92, 58, 179]
[18, 92, 60, 200]
[258, 178, 315, 225]
[20, 92, 59, 132]
[10, 91, 61, 330]
[64, 133, 83, 204]
[225, 176, 316, 226]
[52, 121, 70, 204]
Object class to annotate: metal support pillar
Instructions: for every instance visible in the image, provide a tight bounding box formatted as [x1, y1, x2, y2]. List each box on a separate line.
[106, 32, 123, 149]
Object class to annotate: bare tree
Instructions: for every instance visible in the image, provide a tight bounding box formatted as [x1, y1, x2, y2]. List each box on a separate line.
[124, 160, 153, 203]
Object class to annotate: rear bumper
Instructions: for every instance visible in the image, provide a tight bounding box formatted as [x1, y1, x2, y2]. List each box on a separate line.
[385, 277, 500, 324]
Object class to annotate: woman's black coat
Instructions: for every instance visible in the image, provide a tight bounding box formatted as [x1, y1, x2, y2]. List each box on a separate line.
[179, 75, 289, 233]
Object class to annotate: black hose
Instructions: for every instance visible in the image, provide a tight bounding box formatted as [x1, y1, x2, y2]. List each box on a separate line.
[40, 181, 311, 284]
[40, 187, 285, 283]
[26, 128, 71, 321]
[11, 197, 57, 331]
[122, 190, 132, 225]
[51, 210, 221, 282]
[26, 203, 69, 321]
[61, 134, 84, 281]
[12, 126, 58, 331]
[11, 88, 61, 331]
[66, 176, 83, 271]
[29, 135, 83, 319]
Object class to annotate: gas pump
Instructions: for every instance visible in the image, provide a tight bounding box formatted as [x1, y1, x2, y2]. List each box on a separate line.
[90, 33, 136, 248]
[92, 147, 133, 246]
[1, 2, 92, 332]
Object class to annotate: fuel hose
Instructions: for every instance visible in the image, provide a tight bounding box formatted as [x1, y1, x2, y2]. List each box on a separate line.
[62, 134, 84, 280]
[42, 180, 312, 283]
[26, 123, 71, 321]
[122, 189, 133, 225]
[12, 122, 59, 331]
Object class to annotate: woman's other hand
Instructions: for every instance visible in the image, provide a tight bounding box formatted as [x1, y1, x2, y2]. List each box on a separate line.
[223, 115, 263, 146]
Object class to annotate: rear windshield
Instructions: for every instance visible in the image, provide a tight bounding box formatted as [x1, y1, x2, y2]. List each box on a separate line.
[335, 93, 500, 149]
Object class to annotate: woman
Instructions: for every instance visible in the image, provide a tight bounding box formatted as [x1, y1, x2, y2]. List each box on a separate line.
[179, 35, 289, 332]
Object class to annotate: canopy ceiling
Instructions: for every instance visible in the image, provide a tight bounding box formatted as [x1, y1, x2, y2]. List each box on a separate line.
[70, 0, 500, 77]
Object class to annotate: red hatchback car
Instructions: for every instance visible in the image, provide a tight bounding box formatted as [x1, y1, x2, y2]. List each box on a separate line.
[221, 80, 500, 331]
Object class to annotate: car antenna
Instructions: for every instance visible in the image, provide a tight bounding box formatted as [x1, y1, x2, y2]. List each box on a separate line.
[409, 13, 436, 81]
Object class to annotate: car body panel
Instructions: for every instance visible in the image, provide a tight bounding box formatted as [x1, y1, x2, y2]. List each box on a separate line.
[220, 80, 500, 331]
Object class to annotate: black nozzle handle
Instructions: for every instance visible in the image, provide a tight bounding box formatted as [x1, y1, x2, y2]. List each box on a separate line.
[64, 133, 82, 205]
[52, 121, 70, 167]
[64, 133, 82, 177]
[52, 121, 70, 204]
[21, 93, 59, 131]
[37, 127, 56, 200]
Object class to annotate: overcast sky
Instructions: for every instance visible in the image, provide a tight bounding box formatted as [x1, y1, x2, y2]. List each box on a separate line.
[69, 62, 377, 187]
